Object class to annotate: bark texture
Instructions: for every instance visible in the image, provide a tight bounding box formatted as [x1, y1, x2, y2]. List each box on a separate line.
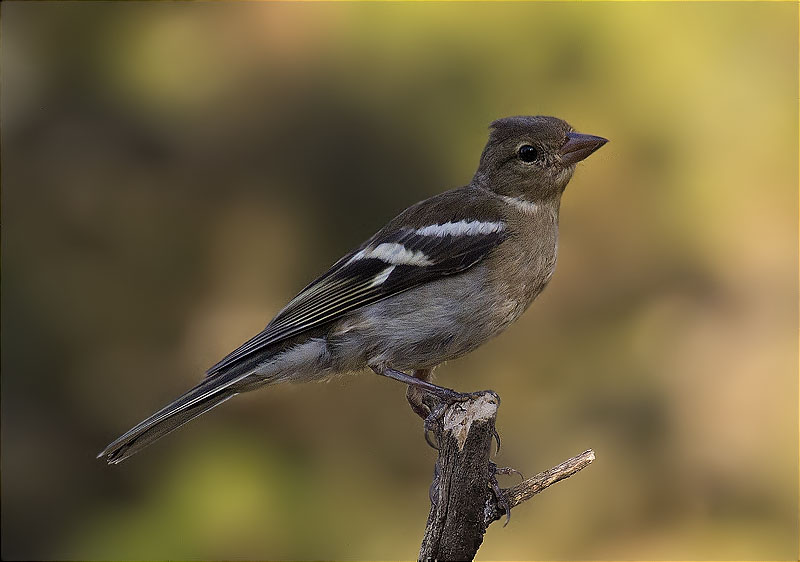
[418, 391, 594, 561]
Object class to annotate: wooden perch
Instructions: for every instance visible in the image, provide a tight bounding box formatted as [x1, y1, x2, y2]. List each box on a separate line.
[418, 391, 594, 561]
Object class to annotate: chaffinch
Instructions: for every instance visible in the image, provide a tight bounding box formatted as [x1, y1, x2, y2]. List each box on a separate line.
[99, 115, 607, 464]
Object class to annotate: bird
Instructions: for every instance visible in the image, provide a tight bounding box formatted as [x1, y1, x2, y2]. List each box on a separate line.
[98, 115, 607, 464]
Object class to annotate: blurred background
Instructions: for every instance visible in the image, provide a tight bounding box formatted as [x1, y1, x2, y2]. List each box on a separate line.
[2, 2, 797, 560]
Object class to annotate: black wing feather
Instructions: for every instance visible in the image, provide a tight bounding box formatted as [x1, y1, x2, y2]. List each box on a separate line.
[206, 188, 509, 377]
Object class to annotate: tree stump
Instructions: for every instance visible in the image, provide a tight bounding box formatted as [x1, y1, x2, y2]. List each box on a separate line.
[418, 391, 595, 561]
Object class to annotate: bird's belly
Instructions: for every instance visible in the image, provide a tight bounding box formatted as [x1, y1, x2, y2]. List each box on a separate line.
[327, 264, 519, 372]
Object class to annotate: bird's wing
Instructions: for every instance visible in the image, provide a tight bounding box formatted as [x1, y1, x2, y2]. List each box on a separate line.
[205, 188, 509, 377]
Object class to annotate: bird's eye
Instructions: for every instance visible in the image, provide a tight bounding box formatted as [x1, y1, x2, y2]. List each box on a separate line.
[518, 145, 538, 163]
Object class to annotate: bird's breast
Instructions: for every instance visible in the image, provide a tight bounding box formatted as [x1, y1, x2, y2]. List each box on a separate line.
[488, 214, 559, 325]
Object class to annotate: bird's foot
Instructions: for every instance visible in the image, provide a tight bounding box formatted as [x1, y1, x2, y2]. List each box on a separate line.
[493, 464, 524, 480]
[371, 366, 500, 450]
[406, 384, 432, 421]
[489, 461, 522, 526]
[421, 389, 501, 450]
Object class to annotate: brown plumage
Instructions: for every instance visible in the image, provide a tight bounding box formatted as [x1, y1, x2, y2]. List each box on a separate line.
[98, 115, 607, 464]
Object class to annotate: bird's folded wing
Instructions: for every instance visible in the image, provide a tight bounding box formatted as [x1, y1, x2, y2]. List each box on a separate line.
[205, 219, 508, 377]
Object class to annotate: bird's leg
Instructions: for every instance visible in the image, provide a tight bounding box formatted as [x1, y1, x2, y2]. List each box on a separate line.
[406, 369, 433, 420]
[371, 364, 491, 403]
[371, 365, 499, 449]
[371, 365, 465, 398]
[405, 369, 442, 448]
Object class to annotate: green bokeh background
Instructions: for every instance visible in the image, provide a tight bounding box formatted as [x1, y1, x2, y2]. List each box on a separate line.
[2, 2, 797, 560]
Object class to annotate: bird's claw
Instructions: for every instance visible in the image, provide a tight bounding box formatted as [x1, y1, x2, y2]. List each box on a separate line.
[494, 465, 524, 480]
[422, 400, 447, 449]
[489, 461, 514, 526]
[425, 386, 499, 406]
[421, 389, 499, 449]
[424, 426, 439, 449]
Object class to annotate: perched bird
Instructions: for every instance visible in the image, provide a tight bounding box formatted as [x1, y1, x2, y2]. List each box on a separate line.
[98, 115, 607, 464]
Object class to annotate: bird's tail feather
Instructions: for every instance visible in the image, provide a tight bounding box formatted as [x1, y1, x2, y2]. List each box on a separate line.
[98, 368, 252, 465]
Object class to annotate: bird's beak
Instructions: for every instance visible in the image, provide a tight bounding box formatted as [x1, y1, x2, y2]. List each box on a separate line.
[560, 132, 608, 166]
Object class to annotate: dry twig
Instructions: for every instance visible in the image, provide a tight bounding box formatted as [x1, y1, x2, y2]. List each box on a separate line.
[418, 391, 594, 561]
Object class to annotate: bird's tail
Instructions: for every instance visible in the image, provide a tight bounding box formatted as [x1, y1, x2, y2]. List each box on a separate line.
[97, 368, 253, 465]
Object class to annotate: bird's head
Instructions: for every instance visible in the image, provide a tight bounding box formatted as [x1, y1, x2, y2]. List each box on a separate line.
[472, 115, 607, 202]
